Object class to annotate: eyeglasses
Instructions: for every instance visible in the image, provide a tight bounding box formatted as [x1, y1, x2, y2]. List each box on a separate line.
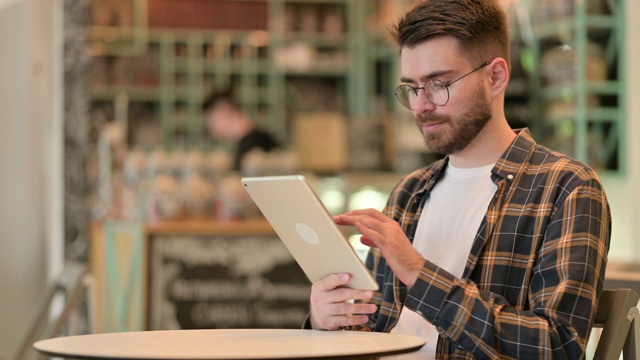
[394, 61, 491, 109]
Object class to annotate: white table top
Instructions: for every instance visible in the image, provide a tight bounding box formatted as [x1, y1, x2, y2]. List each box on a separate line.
[34, 329, 426, 359]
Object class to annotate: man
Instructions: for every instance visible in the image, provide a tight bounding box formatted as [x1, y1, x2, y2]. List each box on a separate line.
[306, 0, 611, 359]
[203, 88, 279, 171]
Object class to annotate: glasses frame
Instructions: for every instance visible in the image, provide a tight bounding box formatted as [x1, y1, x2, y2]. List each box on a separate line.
[395, 61, 491, 109]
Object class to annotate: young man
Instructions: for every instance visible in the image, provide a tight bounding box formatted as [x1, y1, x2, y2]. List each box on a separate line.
[202, 88, 279, 171]
[306, 0, 611, 358]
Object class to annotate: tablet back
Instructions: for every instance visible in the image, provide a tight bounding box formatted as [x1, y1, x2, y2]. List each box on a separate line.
[241, 175, 378, 290]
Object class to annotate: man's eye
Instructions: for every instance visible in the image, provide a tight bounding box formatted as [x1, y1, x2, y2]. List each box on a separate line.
[401, 86, 417, 96]
[431, 82, 447, 90]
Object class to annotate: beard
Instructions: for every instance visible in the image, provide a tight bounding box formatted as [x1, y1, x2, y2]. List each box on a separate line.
[415, 85, 492, 155]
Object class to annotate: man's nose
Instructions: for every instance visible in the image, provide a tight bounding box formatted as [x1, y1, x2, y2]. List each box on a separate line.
[411, 90, 437, 115]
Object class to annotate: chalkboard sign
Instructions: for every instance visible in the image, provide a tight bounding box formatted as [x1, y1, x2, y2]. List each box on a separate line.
[148, 234, 311, 330]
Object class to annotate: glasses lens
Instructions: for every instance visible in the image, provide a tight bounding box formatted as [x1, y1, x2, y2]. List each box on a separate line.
[426, 81, 448, 106]
[395, 85, 414, 110]
[395, 82, 451, 109]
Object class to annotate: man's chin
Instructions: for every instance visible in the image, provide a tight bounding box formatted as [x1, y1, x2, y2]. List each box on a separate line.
[424, 133, 447, 154]
[424, 141, 449, 156]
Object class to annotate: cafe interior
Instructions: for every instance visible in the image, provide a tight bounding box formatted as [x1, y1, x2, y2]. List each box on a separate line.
[1, 0, 640, 358]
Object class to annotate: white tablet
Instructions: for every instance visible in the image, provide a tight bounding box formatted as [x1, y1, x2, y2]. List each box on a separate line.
[241, 175, 379, 290]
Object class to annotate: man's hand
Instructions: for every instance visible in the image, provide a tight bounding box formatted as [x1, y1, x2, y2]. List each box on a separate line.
[334, 208, 425, 287]
[309, 273, 377, 330]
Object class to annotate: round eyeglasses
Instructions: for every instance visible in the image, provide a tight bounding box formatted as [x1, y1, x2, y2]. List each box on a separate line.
[394, 62, 490, 109]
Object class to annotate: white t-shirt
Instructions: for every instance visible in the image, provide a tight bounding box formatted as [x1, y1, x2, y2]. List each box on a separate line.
[386, 163, 497, 359]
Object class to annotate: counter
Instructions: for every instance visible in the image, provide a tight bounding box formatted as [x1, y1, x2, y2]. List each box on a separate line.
[90, 219, 310, 333]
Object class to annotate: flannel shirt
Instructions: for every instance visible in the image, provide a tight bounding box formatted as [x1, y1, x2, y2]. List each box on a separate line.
[348, 129, 611, 359]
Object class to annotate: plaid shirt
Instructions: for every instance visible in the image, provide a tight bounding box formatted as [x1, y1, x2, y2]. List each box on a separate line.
[350, 129, 611, 359]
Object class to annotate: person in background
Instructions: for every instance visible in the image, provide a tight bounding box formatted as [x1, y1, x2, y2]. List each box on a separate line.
[306, 0, 611, 359]
[203, 87, 279, 171]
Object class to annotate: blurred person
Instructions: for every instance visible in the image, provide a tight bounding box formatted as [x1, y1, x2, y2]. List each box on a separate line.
[305, 0, 611, 359]
[203, 87, 279, 171]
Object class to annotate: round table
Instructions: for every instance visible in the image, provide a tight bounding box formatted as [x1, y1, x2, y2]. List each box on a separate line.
[34, 329, 426, 359]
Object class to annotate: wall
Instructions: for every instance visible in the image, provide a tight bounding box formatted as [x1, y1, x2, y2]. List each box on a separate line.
[0, 0, 61, 358]
[601, 0, 640, 262]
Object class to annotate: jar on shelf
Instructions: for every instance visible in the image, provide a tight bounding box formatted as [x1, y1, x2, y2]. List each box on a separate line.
[147, 173, 184, 222]
[540, 42, 607, 86]
[182, 172, 216, 219]
[180, 150, 216, 218]
[215, 175, 250, 222]
[145, 150, 184, 222]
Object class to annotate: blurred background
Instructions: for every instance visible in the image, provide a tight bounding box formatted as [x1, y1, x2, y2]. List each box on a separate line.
[1, 0, 639, 358]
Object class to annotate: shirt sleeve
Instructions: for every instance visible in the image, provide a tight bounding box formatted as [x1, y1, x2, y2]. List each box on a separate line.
[403, 179, 611, 359]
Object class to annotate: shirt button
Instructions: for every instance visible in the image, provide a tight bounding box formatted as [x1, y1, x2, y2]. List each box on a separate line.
[507, 174, 514, 180]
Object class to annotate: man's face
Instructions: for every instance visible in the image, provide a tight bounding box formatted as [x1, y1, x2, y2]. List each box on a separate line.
[399, 37, 492, 155]
[204, 102, 239, 142]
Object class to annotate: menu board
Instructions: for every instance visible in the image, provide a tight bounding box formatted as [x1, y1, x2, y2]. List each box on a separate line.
[148, 234, 311, 330]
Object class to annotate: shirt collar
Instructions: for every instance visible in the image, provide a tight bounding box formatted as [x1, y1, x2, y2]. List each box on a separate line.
[417, 128, 536, 193]
[492, 128, 537, 182]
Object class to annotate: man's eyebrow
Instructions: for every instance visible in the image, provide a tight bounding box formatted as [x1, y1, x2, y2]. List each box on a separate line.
[400, 69, 454, 84]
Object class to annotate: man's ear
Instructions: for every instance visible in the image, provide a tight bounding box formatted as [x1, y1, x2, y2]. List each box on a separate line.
[487, 57, 510, 96]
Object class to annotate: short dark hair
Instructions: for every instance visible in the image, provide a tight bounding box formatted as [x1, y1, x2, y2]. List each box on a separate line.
[391, 0, 511, 72]
[202, 86, 240, 113]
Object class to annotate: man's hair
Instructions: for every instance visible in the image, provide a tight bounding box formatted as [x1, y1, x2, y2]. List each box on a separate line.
[202, 86, 240, 113]
[391, 0, 511, 72]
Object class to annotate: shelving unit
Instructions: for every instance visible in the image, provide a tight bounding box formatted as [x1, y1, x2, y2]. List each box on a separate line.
[91, 28, 283, 150]
[267, 0, 355, 148]
[89, 0, 368, 153]
[91, 1, 582, 173]
[524, 0, 625, 173]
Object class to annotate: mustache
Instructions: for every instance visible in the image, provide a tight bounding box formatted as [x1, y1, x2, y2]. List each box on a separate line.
[415, 113, 450, 124]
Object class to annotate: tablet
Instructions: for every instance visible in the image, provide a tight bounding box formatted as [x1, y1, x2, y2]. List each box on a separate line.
[241, 175, 379, 290]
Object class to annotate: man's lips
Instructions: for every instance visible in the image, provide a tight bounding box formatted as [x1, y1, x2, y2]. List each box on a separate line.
[419, 121, 445, 133]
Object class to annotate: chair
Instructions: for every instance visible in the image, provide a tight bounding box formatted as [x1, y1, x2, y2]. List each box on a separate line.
[9, 261, 95, 360]
[592, 288, 640, 360]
